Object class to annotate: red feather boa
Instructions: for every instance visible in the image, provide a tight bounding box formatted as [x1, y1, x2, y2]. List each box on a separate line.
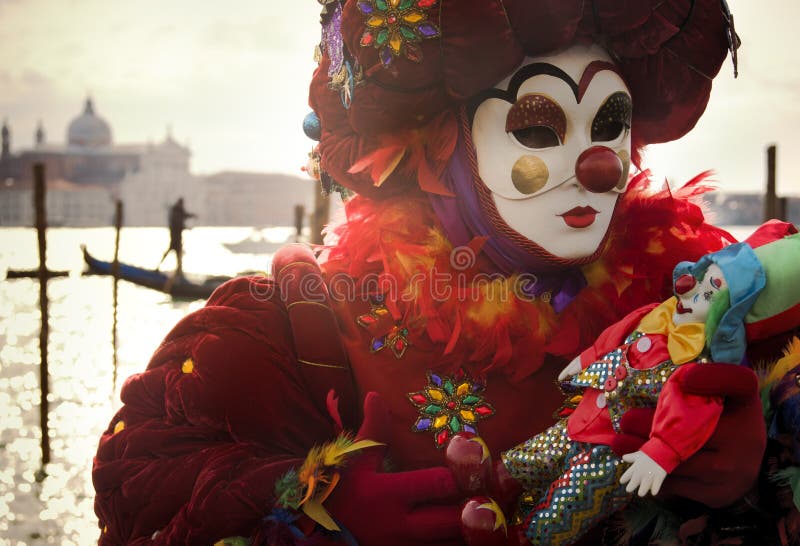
[322, 172, 735, 381]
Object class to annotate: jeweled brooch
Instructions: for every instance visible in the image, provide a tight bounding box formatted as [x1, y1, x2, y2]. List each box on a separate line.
[408, 369, 495, 448]
[357, 0, 440, 67]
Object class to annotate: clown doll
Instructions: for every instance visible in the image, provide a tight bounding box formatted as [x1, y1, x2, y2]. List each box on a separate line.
[501, 242, 766, 545]
[452, 231, 800, 546]
[92, 2, 791, 545]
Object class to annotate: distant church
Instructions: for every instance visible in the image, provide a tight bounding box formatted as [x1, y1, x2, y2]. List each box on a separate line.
[0, 98, 312, 227]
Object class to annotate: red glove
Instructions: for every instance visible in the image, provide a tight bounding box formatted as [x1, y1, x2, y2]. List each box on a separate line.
[610, 363, 765, 508]
[325, 392, 463, 546]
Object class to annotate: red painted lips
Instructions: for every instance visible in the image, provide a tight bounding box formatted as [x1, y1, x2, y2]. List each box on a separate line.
[558, 206, 599, 228]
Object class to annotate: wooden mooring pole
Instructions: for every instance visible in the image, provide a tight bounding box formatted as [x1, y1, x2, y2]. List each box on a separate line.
[764, 145, 787, 222]
[111, 200, 123, 391]
[310, 190, 329, 246]
[294, 204, 305, 243]
[34, 162, 50, 467]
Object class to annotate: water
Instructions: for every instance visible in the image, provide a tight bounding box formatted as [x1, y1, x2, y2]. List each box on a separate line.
[0, 226, 289, 545]
[0, 224, 758, 545]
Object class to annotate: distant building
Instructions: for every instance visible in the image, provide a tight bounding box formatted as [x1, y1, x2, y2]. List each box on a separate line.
[0, 178, 111, 226]
[203, 172, 314, 227]
[0, 97, 313, 227]
[0, 98, 140, 188]
[117, 133, 201, 227]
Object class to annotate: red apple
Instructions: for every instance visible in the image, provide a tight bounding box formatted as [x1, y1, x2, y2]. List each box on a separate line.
[461, 496, 510, 546]
[446, 432, 492, 494]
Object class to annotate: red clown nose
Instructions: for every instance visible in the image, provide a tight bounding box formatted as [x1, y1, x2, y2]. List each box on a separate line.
[575, 146, 623, 193]
[675, 274, 697, 295]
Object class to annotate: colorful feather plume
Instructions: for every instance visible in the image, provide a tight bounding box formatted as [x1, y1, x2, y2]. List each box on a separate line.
[347, 111, 457, 196]
[322, 171, 733, 381]
[274, 434, 383, 532]
[761, 338, 800, 444]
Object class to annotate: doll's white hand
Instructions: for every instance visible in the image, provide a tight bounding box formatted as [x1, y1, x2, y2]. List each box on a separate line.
[619, 451, 667, 497]
[557, 356, 582, 381]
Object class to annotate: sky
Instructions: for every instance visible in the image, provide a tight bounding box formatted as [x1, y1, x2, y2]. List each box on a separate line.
[0, 0, 798, 194]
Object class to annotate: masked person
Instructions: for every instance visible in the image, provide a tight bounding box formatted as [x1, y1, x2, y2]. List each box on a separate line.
[93, 2, 788, 545]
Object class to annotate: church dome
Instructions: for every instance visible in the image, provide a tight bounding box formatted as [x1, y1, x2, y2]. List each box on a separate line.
[67, 98, 112, 147]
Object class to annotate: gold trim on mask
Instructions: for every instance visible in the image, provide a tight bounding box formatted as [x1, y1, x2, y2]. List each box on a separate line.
[616, 149, 630, 190]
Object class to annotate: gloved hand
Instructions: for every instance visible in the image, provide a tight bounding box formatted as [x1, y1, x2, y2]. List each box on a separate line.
[620, 451, 667, 497]
[610, 363, 765, 508]
[325, 392, 463, 546]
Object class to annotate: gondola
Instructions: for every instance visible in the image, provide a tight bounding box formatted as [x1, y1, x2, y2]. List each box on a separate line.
[81, 246, 231, 299]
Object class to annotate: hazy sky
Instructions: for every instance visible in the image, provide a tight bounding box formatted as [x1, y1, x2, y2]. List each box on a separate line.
[0, 1, 798, 194]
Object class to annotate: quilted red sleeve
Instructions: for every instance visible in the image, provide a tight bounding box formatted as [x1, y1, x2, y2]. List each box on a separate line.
[639, 364, 724, 474]
[93, 276, 338, 545]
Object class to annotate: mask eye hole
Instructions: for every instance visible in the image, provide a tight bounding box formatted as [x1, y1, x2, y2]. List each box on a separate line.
[592, 91, 632, 143]
[593, 121, 625, 142]
[511, 126, 561, 149]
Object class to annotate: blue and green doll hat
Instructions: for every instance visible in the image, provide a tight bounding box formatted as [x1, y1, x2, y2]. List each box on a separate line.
[673, 233, 800, 364]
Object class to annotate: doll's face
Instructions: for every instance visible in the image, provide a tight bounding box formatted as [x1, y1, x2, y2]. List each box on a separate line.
[471, 44, 631, 259]
[673, 264, 727, 325]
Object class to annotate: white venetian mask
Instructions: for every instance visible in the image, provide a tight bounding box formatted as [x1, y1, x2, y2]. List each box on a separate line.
[471, 44, 632, 259]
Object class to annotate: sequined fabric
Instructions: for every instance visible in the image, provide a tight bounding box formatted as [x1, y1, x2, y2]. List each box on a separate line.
[322, 3, 344, 78]
[502, 419, 571, 498]
[522, 443, 628, 545]
[571, 331, 678, 432]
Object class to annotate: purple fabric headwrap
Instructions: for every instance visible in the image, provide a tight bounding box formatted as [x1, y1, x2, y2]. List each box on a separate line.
[428, 135, 586, 313]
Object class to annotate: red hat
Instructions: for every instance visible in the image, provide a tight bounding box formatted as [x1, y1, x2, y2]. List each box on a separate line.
[309, 0, 737, 198]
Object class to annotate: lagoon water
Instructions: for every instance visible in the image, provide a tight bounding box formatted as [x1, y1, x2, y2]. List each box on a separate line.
[0, 224, 756, 545]
[0, 226, 290, 545]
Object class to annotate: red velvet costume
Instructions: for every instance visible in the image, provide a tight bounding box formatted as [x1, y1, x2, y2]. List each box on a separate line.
[93, 184, 763, 545]
[92, 2, 778, 545]
[569, 302, 723, 473]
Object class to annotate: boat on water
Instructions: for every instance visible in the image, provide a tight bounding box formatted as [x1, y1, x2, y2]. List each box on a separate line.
[223, 227, 302, 254]
[82, 246, 231, 299]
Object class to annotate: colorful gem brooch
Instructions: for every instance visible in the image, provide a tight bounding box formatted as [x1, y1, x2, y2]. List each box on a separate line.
[408, 369, 495, 448]
[356, 294, 411, 358]
[357, 0, 441, 67]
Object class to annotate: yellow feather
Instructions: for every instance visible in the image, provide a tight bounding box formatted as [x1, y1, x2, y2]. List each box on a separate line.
[320, 437, 380, 467]
[762, 337, 800, 388]
[376, 149, 406, 187]
[302, 500, 341, 531]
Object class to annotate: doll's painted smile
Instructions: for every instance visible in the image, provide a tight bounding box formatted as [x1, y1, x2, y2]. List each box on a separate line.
[558, 206, 599, 228]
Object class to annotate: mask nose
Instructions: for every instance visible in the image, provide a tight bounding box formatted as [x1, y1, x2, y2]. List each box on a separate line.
[674, 274, 697, 295]
[575, 146, 623, 193]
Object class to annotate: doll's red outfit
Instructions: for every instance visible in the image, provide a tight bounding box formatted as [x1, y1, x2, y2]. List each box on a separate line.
[569, 301, 723, 472]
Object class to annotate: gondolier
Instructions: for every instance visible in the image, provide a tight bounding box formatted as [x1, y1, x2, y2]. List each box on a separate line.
[156, 197, 195, 277]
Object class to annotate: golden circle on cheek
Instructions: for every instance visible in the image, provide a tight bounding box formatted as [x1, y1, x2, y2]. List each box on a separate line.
[616, 149, 631, 190]
[511, 155, 549, 195]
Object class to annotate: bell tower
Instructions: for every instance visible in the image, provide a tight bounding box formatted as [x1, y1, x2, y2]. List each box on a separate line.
[35, 120, 46, 147]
